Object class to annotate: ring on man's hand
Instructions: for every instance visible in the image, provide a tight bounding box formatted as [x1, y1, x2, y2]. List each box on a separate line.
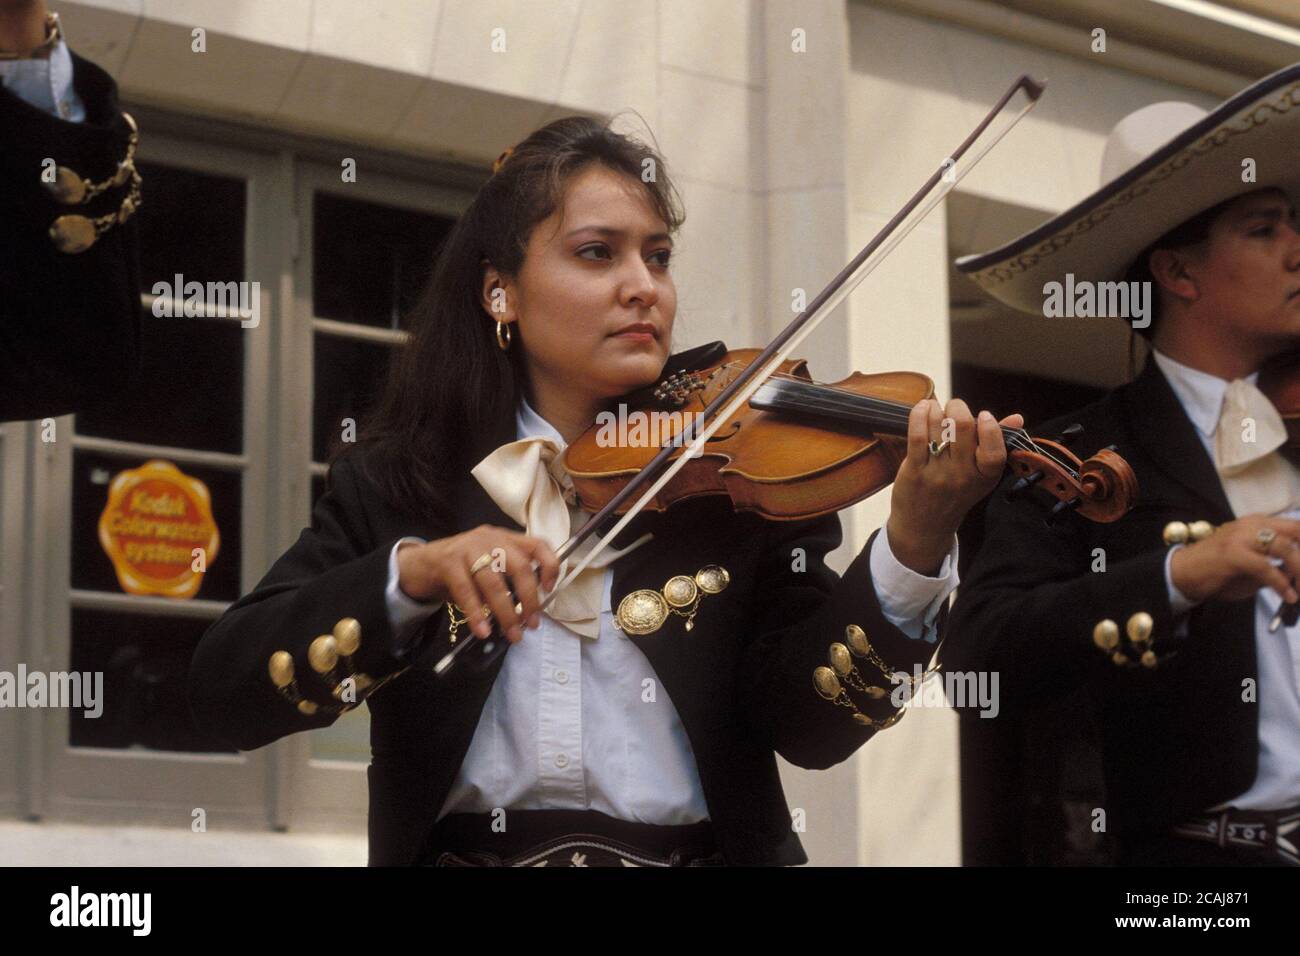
[928, 439, 951, 457]
[1256, 528, 1277, 552]
[469, 552, 494, 575]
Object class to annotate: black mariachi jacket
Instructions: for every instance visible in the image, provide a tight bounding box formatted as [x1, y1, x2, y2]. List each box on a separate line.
[189, 431, 944, 866]
[0, 48, 141, 422]
[946, 355, 1263, 840]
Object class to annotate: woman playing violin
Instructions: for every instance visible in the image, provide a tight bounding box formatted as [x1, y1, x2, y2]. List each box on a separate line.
[189, 116, 1023, 867]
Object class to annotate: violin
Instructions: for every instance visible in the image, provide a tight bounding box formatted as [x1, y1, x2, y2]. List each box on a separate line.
[564, 346, 1138, 525]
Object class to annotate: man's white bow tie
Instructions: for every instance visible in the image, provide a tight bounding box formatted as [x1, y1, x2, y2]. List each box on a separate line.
[1213, 377, 1300, 516]
[471, 435, 652, 638]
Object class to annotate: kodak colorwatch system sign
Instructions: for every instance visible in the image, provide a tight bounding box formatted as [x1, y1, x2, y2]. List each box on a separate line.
[97, 459, 220, 599]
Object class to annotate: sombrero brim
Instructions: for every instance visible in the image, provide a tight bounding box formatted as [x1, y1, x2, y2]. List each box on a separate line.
[956, 62, 1300, 316]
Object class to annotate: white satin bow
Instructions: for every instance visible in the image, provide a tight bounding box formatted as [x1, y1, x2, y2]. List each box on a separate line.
[471, 434, 652, 638]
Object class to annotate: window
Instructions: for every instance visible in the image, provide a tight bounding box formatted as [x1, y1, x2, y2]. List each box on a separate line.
[306, 187, 456, 763]
[69, 161, 248, 752]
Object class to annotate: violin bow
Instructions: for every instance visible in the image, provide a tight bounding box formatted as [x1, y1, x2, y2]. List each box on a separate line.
[435, 73, 1046, 677]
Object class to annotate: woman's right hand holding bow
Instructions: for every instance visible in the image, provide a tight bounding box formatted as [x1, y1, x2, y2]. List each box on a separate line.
[396, 526, 561, 643]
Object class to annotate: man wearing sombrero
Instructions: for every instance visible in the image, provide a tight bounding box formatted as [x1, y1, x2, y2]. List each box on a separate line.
[946, 63, 1300, 866]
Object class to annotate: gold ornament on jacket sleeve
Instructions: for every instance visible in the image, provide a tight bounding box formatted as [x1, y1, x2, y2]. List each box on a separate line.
[1162, 519, 1215, 547]
[812, 666, 905, 730]
[267, 650, 352, 716]
[1093, 610, 1173, 669]
[827, 642, 888, 699]
[46, 112, 143, 254]
[266, 617, 405, 714]
[614, 564, 730, 636]
[812, 624, 935, 729]
[332, 617, 376, 694]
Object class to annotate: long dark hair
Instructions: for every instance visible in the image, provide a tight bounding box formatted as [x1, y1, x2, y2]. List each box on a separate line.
[340, 115, 685, 530]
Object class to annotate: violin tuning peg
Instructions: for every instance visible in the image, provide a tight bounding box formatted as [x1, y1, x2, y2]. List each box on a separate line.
[1005, 470, 1043, 500]
[1054, 424, 1084, 446]
[1045, 496, 1081, 526]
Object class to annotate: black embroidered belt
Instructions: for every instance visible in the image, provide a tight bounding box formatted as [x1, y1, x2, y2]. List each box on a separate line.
[1171, 804, 1300, 865]
[419, 809, 723, 867]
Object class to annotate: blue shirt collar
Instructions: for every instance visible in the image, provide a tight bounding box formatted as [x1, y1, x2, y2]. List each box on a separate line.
[516, 393, 567, 447]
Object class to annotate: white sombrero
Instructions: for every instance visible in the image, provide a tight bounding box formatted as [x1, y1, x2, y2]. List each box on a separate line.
[956, 62, 1300, 315]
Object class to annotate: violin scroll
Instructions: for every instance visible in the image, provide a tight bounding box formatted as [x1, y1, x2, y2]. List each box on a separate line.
[1006, 432, 1138, 524]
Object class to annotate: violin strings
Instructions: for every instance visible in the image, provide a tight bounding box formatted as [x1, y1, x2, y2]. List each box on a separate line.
[700, 361, 1077, 476]
[737, 363, 1066, 464]
[764, 389, 1071, 473]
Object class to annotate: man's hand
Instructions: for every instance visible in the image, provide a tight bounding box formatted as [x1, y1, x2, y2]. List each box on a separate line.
[0, 0, 48, 56]
[887, 398, 1024, 575]
[1170, 515, 1300, 605]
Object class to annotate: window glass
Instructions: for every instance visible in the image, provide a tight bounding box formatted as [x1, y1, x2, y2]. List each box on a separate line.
[75, 306, 245, 454]
[68, 608, 236, 754]
[136, 160, 246, 291]
[311, 191, 452, 331]
[312, 335, 394, 463]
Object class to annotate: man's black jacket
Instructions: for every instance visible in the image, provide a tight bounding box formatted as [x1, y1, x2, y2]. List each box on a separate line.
[1, 49, 141, 421]
[947, 355, 1262, 839]
[189, 432, 944, 866]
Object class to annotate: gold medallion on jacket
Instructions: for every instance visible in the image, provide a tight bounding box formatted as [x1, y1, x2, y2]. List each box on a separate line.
[615, 564, 730, 635]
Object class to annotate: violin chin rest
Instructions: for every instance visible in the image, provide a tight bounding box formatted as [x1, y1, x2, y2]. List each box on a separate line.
[618, 341, 729, 407]
[662, 340, 728, 374]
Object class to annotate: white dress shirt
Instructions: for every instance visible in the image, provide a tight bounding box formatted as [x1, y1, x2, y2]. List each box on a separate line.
[0, 37, 85, 121]
[1153, 349, 1300, 811]
[383, 398, 958, 824]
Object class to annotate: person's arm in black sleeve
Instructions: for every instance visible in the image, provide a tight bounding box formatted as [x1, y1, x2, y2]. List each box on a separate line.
[944, 473, 1172, 708]
[188, 452, 445, 751]
[738, 513, 947, 771]
[1, 36, 141, 421]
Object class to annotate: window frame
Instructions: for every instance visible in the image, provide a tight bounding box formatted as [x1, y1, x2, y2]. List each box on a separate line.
[286, 160, 472, 832]
[31, 131, 280, 828]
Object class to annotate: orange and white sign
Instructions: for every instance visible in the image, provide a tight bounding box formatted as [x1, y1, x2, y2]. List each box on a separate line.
[97, 459, 220, 599]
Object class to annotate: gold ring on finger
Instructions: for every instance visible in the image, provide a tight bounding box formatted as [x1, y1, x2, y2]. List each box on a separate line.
[469, 552, 494, 575]
[1256, 528, 1277, 553]
[928, 439, 951, 457]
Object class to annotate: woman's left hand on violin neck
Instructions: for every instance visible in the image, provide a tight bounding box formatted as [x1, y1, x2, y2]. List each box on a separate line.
[887, 398, 1024, 576]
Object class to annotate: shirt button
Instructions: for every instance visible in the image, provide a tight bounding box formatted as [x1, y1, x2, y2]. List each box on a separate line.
[554, 753, 569, 769]
[554, 669, 569, 684]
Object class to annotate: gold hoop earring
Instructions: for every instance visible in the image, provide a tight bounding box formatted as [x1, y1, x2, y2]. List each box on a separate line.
[496, 320, 512, 351]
